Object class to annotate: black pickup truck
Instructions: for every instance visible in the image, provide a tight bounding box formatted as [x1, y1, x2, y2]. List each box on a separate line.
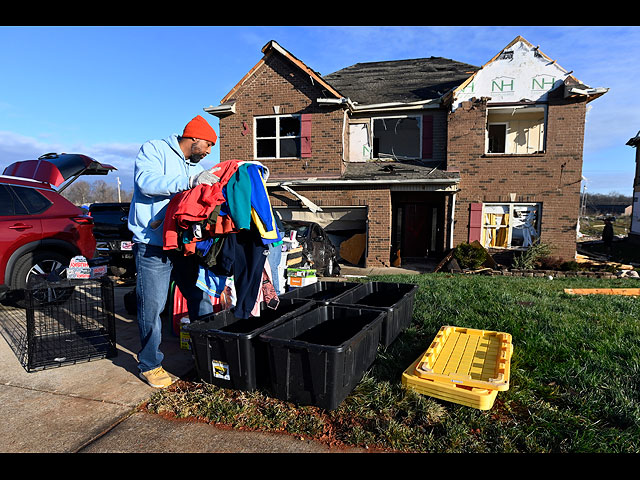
[88, 202, 135, 278]
[88, 202, 179, 317]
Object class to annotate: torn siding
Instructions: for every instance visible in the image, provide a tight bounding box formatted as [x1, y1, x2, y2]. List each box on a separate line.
[452, 39, 573, 110]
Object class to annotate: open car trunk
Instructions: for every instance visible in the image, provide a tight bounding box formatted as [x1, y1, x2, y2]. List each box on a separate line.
[3, 153, 116, 191]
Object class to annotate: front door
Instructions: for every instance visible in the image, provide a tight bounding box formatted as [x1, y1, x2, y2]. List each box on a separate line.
[402, 203, 431, 259]
[392, 191, 446, 265]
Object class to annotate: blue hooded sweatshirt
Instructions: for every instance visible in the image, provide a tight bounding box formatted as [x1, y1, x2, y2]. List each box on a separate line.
[128, 134, 207, 247]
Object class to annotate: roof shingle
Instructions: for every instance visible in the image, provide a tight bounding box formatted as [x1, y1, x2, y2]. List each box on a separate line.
[322, 57, 479, 105]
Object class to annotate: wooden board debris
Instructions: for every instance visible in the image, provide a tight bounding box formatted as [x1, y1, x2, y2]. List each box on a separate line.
[339, 233, 366, 265]
[564, 288, 640, 296]
[433, 250, 454, 273]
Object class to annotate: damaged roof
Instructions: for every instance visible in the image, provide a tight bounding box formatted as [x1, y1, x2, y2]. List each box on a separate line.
[267, 161, 460, 186]
[322, 57, 479, 106]
[343, 160, 460, 183]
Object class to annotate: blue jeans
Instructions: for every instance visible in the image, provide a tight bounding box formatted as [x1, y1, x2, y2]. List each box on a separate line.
[267, 242, 282, 294]
[134, 242, 213, 373]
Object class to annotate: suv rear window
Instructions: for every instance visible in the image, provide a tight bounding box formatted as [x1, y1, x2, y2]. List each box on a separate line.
[0, 185, 52, 215]
[0, 184, 28, 215]
[11, 185, 52, 214]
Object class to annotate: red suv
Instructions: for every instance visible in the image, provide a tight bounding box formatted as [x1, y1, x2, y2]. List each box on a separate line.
[0, 153, 114, 302]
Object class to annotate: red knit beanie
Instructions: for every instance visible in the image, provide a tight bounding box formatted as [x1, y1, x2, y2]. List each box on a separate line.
[183, 115, 217, 144]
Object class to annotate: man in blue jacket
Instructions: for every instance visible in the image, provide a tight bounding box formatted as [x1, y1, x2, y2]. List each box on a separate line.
[128, 115, 220, 388]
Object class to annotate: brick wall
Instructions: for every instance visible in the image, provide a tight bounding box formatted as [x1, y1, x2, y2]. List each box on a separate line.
[447, 93, 587, 261]
[218, 53, 344, 179]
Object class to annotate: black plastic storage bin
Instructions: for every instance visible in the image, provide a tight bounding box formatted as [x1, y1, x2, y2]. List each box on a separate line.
[183, 298, 316, 391]
[259, 305, 384, 410]
[330, 282, 418, 347]
[279, 281, 359, 304]
[0, 277, 117, 372]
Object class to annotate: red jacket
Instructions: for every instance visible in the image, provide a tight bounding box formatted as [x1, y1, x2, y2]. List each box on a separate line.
[163, 160, 240, 250]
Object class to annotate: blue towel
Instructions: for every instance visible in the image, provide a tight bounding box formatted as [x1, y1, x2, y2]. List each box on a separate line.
[195, 266, 227, 298]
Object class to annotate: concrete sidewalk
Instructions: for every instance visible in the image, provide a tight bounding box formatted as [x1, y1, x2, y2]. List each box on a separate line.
[0, 282, 375, 453]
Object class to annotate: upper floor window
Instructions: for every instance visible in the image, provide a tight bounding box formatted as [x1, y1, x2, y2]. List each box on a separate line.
[486, 105, 546, 154]
[255, 114, 301, 159]
[372, 115, 422, 160]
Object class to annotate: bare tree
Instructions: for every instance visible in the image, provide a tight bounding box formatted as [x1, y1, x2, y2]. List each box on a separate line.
[120, 188, 133, 203]
[61, 180, 92, 205]
[91, 179, 117, 203]
[60, 178, 133, 205]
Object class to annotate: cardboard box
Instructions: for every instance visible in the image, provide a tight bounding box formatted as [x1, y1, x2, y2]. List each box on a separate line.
[67, 256, 108, 279]
[287, 268, 317, 278]
[67, 256, 91, 279]
[179, 316, 191, 350]
[89, 265, 108, 279]
[288, 276, 318, 288]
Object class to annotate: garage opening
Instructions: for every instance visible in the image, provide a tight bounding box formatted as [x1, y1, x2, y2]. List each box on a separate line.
[274, 206, 368, 266]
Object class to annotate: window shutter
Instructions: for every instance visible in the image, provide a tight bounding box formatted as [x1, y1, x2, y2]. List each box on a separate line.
[422, 114, 433, 159]
[468, 203, 483, 243]
[300, 114, 312, 158]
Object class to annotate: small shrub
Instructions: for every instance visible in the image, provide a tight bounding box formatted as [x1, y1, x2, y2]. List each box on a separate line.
[538, 256, 565, 270]
[453, 242, 488, 269]
[512, 241, 553, 270]
[560, 260, 579, 271]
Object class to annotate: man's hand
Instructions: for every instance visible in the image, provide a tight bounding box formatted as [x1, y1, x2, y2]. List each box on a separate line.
[189, 166, 222, 188]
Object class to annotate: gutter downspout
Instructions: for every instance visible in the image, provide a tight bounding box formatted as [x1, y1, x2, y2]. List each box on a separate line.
[448, 192, 457, 250]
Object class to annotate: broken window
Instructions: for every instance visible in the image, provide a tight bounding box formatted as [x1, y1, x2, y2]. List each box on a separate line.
[372, 116, 421, 160]
[486, 106, 546, 154]
[487, 123, 507, 153]
[255, 115, 301, 159]
[482, 203, 541, 248]
[348, 123, 371, 162]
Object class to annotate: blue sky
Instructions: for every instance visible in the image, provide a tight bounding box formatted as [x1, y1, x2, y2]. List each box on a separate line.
[0, 25, 638, 196]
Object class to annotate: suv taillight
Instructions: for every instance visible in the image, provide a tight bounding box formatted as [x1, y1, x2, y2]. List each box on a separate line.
[72, 215, 94, 224]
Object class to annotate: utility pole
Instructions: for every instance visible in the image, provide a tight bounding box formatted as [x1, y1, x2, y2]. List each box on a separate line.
[117, 177, 122, 203]
[580, 177, 588, 218]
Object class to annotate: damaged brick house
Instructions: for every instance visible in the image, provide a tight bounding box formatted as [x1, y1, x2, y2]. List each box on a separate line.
[204, 35, 607, 268]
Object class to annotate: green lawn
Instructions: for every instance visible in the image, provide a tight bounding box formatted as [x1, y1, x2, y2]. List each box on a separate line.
[145, 273, 640, 453]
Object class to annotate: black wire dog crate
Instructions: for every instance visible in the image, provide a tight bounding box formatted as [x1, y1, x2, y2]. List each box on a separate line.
[0, 277, 117, 372]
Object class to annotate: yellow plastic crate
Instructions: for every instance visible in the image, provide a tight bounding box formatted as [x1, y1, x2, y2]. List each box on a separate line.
[402, 356, 498, 410]
[413, 325, 513, 391]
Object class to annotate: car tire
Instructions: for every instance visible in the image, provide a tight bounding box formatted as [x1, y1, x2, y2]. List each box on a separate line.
[10, 250, 74, 307]
[324, 256, 340, 277]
